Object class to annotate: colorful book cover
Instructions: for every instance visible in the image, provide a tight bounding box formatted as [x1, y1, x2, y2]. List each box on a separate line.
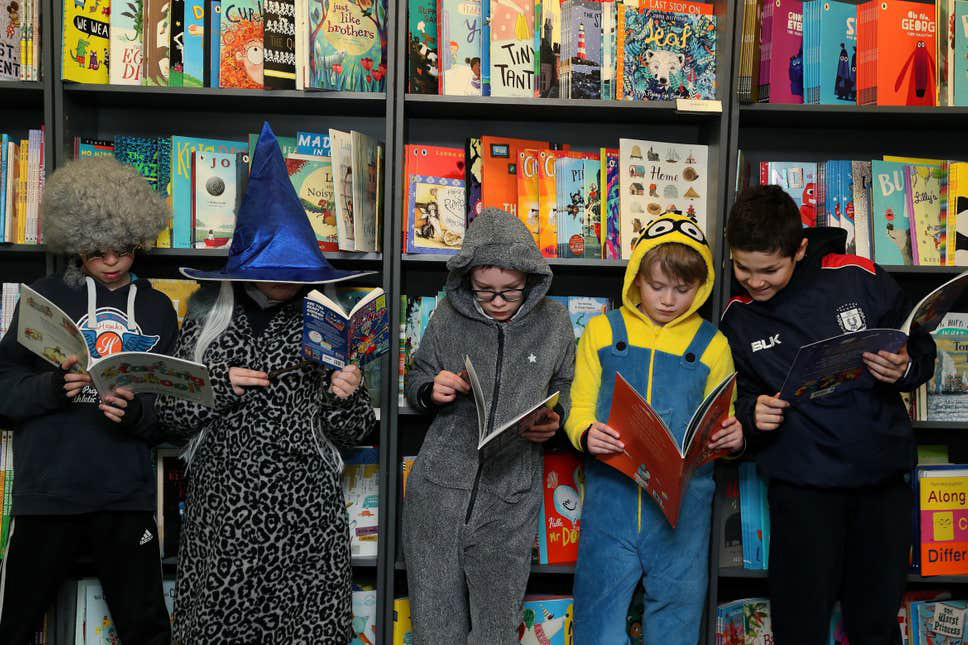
[341, 446, 379, 557]
[871, 160, 914, 266]
[0, 0, 20, 79]
[851, 160, 873, 260]
[481, 0, 490, 94]
[182, 0, 205, 86]
[956, 1, 968, 105]
[618, 138, 708, 259]
[286, 154, 338, 252]
[488, 0, 535, 96]
[143, 0, 170, 85]
[919, 466, 968, 576]
[761, 161, 817, 227]
[407, 174, 465, 254]
[393, 597, 413, 644]
[168, 0, 185, 85]
[115, 136, 161, 190]
[517, 148, 540, 245]
[308, 0, 387, 92]
[912, 599, 968, 644]
[480, 136, 559, 218]
[620, 7, 716, 101]
[602, 148, 620, 259]
[192, 150, 242, 248]
[582, 157, 601, 258]
[537, 149, 562, 258]
[518, 595, 574, 644]
[350, 589, 378, 645]
[860, 0, 936, 106]
[351, 130, 379, 252]
[560, 0, 602, 99]
[556, 156, 584, 257]
[263, 0, 296, 88]
[907, 164, 944, 266]
[62, 0, 110, 83]
[219, 0, 263, 88]
[171, 136, 247, 249]
[550, 294, 608, 341]
[538, 0, 560, 97]
[109, 0, 142, 83]
[438, 0, 482, 94]
[536, 453, 582, 565]
[466, 136, 482, 222]
[330, 128, 356, 251]
[600, 0, 615, 99]
[75, 137, 114, 158]
[763, 0, 803, 103]
[743, 599, 773, 644]
[403, 143, 464, 250]
[947, 162, 968, 266]
[408, 0, 438, 93]
[207, 0, 221, 86]
[818, 0, 856, 104]
[296, 131, 331, 157]
[927, 332, 968, 422]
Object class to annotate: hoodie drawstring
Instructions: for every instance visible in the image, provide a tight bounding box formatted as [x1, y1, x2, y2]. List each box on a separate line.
[85, 276, 138, 330]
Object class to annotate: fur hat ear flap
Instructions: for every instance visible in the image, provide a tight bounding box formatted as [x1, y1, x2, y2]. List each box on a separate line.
[62, 260, 87, 289]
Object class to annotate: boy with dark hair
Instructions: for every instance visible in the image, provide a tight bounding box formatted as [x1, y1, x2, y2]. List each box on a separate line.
[0, 157, 176, 645]
[721, 184, 937, 644]
[566, 212, 742, 644]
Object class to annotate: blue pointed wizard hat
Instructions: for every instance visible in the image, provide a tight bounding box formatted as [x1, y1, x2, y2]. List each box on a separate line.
[180, 122, 373, 284]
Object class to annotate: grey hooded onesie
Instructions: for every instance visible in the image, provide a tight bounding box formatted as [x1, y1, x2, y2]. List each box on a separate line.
[402, 208, 576, 644]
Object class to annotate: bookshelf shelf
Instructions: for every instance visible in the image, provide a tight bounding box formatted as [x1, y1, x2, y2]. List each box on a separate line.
[738, 103, 968, 129]
[143, 248, 384, 264]
[913, 421, 968, 431]
[404, 94, 721, 123]
[61, 84, 388, 116]
[0, 81, 44, 107]
[352, 557, 379, 568]
[0, 244, 45, 253]
[720, 568, 968, 585]
[401, 254, 629, 271]
[719, 567, 768, 580]
[393, 560, 575, 574]
[882, 265, 968, 276]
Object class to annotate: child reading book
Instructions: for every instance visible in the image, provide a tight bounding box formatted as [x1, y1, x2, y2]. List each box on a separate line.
[564, 212, 743, 644]
[155, 123, 376, 643]
[721, 185, 937, 643]
[0, 156, 176, 644]
[402, 208, 575, 643]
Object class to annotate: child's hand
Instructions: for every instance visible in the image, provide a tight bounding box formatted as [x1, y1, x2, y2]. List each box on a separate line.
[229, 367, 270, 396]
[755, 393, 789, 431]
[330, 365, 362, 400]
[521, 408, 560, 443]
[431, 369, 470, 404]
[99, 387, 135, 423]
[863, 343, 910, 384]
[60, 356, 91, 399]
[587, 422, 624, 455]
[708, 416, 744, 454]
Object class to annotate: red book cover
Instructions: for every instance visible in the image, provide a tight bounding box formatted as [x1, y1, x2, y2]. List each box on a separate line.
[600, 372, 735, 527]
[537, 452, 583, 565]
[402, 144, 466, 252]
[859, 0, 936, 105]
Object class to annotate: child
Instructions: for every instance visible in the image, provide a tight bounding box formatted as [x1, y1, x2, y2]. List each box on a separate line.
[721, 185, 936, 643]
[155, 123, 375, 643]
[403, 208, 575, 643]
[565, 212, 743, 644]
[0, 157, 176, 644]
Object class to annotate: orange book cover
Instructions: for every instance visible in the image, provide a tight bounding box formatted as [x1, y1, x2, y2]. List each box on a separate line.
[600, 371, 735, 527]
[402, 144, 465, 252]
[919, 467, 968, 576]
[538, 149, 566, 258]
[866, 1, 937, 105]
[516, 148, 540, 245]
[480, 136, 567, 216]
[537, 452, 583, 565]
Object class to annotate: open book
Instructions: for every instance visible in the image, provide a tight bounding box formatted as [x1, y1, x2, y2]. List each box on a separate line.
[301, 287, 390, 369]
[600, 371, 737, 528]
[17, 285, 215, 406]
[778, 269, 968, 402]
[464, 355, 560, 450]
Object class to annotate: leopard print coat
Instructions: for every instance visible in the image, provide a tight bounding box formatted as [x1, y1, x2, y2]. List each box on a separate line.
[156, 296, 375, 644]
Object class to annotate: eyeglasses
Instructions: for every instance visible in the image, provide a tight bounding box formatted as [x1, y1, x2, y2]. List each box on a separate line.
[80, 244, 141, 260]
[471, 288, 525, 303]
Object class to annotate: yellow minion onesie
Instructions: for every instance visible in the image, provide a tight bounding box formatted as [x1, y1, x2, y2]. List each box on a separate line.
[565, 213, 734, 644]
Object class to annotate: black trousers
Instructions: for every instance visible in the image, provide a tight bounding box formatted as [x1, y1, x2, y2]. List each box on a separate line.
[0, 512, 172, 645]
[768, 477, 912, 645]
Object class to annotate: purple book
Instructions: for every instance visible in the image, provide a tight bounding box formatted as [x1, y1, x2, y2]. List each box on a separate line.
[763, 0, 804, 104]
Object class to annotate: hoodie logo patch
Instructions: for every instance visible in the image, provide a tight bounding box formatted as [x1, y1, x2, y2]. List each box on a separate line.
[76, 307, 160, 359]
[836, 303, 867, 333]
[528, 353, 537, 364]
[751, 334, 781, 352]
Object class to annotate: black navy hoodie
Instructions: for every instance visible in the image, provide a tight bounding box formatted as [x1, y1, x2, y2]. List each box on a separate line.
[0, 273, 177, 514]
[719, 228, 936, 488]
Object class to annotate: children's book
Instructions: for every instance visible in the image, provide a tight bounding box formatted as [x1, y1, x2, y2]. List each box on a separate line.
[858, 0, 936, 106]
[263, 0, 296, 88]
[142, 0, 170, 85]
[308, 0, 387, 92]
[219, 0, 263, 88]
[464, 354, 560, 450]
[489, 0, 535, 97]
[911, 599, 968, 644]
[191, 150, 246, 248]
[407, 174, 465, 254]
[549, 295, 609, 341]
[301, 287, 389, 369]
[907, 164, 944, 267]
[206, 0, 221, 86]
[555, 155, 585, 257]
[758, 0, 802, 103]
[537, 149, 562, 258]
[296, 131, 331, 157]
[342, 448, 379, 558]
[0, 0, 20, 80]
[330, 128, 356, 251]
[437, 0, 483, 95]
[62, 0, 110, 83]
[403, 143, 465, 252]
[537, 453, 583, 565]
[517, 148, 541, 245]
[778, 270, 968, 402]
[350, 131, 379, 252]
[169, 0, 186, 85]
[407, 0, 438, 94]
[109, 0, 143, 84]
[851, 160, 873, 259]
[183, 0, 205, 86]
[582, 157, 602, 258]
[926, 325, 968, 423]
[518, 595, 574, 644]
[760, 160, 817, 227]
[285, 153, 338, 252]
[956, 1, 968, 105]
[948, 161, 968, 266]
[560, 0, 602, 100]
[601, 147, 620, 260]
[818, 0, 856, 104]
[73, 137, 114, 159]
[17, 285, 215, 406]
[393, 597, 413, 644]
[872, 160, 915, 265]
[601, 370, 736, 527]
[538, 0, 560, 97]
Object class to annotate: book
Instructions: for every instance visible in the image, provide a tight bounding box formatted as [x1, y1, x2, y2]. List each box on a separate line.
[0, 0, 20, 80]
[601, 370, 736, 527]
[437, 0, 482, 95]
[296, 131, 331, 157]
[517, 148, 540, 245]
[758, 0, 803, 103]
[307, 0, 387, 92]
[488, 0, 535, 96]
[169, 0, 186, 85]
[463, 354, 560, 450]
[858, 0, 936, 106]
[191, 150, 246, 248]
[16, 285, 215, 406]
[350, 130, 379, 252]
[301, 287, 390, 369]
[548, 294, 609, 341]
[760, 160, 818, 227]
[143, 0, 171, 85]
[560, 0, 602, 100]
[171, 136, 247, 248]
[406, 174, 465, 254]
[329, 128, 356, 251]
[407, 0, 438, 93]
[716, 462, 743, 569]
[912, 599, 968, 643]
[956, 1, 968, 105]
[207, 0, 221, 86]
[262, 0, 296, 88]
[285, 153, 339, 252]
[918, 465, 968, 577]
[109, 0, 143, 83]
[536, 452, 582, 565]
[182, 0, 206, 86]
[907, 164, 944, 267]
[778, 270, 968, 402]
[219, 0, 263, 88]
[62, 0, 110, 83]
[342, 447, 379, 558]
[393, 597, 413, 644]
[518, 595, 574, 644]
[402, 143, 465, 252]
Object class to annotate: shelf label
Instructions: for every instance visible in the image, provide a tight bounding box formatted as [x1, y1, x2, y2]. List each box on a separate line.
[675, 98, 723, 113]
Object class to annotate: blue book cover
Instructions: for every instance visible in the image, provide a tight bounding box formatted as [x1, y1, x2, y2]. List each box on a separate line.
[824, 160, 840, 228]
[871, 160, 913, 265]
[0, 134, 6, 240]
[302, 288, 390, 369]
[183, 0, 205, 87]
[519, 596, 573, 644]
[560, 0, 602, 99]
[171, 136, 247, 248]
[308, 0, 388, 92]
[802, 0, 819, 103]
[549, 295, 609, 341]
[296, 131, 331, 157]
[582, 158, 601, 258]
[555, 157, 584, 258]
[481, 0, 490, 95]
[209, 1, 221, 87]
[438, 0, 482, 95]
[840, 160, 857, 254]
[764, 161, 818, 227]
[818, 0, 856, 104]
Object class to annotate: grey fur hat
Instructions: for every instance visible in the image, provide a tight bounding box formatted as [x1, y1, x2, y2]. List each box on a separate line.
[41, 156, 170, 257]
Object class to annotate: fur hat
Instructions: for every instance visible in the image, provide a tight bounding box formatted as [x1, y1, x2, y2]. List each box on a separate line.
[41, 156, 170, 257]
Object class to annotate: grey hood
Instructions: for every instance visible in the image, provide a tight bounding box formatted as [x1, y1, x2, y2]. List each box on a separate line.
[444, 208, 553, 322]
